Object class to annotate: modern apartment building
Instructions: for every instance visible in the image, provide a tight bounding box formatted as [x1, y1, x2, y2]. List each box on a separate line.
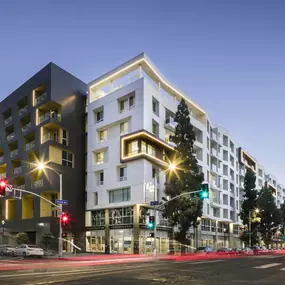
[0, 63, 87, 250]
[85, 53, 285, 254]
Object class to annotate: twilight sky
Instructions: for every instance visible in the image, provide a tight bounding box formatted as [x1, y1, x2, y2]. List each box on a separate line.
[0, 0, 285, 183]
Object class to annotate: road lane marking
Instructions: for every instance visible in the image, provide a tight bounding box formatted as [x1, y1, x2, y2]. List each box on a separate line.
[254, 263, 282, 269]
[176, 259, 223, 264]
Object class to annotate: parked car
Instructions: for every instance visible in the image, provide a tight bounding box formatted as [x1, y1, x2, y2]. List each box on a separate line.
[196, 246, 214, 254]
[12, 245, 44, 257]
[0, 245, 15, 256]
[241, 247, 254, 255]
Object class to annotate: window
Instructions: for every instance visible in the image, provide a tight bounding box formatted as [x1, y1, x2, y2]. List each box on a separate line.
[62, 151, 73, 167]
[141, 141, 147, 153]
[152, 101, 156, 113]
[94, 192, 98, 205]
[129, 95, 135, 108]
[152, 97, 159, 116]
[62, 129, 68, 146]
[127, 140, 139, 155]
[152, 123, 157, 135]
[99, 130, 107, 142]
[109, 188, 130, 203]
[233, 225, 239, 235]
[96, 152, 104, 164]
[119, 166, 127, 181]
[96, 109, 103, 123]
[98, 171, 104, 185]
[120, 122, 128, 134]
[120, 101, 125, 112]
[201, 219, 210, 232]
[147, 144, 156, 156]
[223, 209, 228, 219]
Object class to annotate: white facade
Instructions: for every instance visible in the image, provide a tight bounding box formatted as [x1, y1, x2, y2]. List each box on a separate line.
[85, 53, 285, 253]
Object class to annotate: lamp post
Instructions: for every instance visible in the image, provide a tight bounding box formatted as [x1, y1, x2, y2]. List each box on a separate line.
[1, 220, 5, 244]
[153, 163, 176, 257]
[248, 208, 259, 248]
[223, 228, 227, 247]
[37, 162, 63, 258]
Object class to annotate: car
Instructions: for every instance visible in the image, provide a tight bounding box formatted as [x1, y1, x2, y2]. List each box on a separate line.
[0, 245, 15, 256]
[196, 246, 213, 254]
[241, 247, 254, 255]
[12, 244, 44, 257]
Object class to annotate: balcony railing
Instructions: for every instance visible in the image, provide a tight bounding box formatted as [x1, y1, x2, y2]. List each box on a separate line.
[25, 141, 35, 151]
[211, 149, 220, 158]
[4, 116, 12, 126]
[10, 149, 18, 158]
[19, 105, 28, 116]
[22, 122, 31, 133]
[31, 179, 43, 188]
[0, 172, 6, 179]
[43, 133, 59, 143]
[0, 156, 4, 163]
[165, 116, 177, 130]
[212, 196, 221, 204]
[36, 92, 47, 105]
[7, 132, 15, 142]
[16, 184, 25, 190]
[13, 166, 22, 175]
[39, 112, 61, 124]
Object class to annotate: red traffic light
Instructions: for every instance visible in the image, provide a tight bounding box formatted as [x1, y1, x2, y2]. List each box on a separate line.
[0, 180, 7, 196]
[61, 213, 70, 226]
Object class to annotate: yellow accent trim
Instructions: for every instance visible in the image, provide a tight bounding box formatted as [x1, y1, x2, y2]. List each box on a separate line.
[89, 57, 206, 115]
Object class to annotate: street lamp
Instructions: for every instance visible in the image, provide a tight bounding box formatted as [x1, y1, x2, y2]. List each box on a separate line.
[223, 228, 227, 247]
[37, 162, 63, 258]
[1, 220, 5, 244]
[249, 208, 260, 248]
[153, 163, 176, 257]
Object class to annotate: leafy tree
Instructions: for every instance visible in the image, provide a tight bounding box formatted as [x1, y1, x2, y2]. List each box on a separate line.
[164, 99, 204, 251]
[41, 232, 54, 251]
[280, 203, 285, 234]
[257, 184, 281, 247]
[239, 168, 259, 245]
[15, 232, 30, 244]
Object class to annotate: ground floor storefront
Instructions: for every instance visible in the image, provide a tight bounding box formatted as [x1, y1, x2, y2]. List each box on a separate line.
[85, 206, 243, 254]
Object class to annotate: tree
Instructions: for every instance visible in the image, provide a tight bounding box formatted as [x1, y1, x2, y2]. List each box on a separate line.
[280, 203, 285, 234]
[41, 232, 54, 251]
[164, 99, 204, 251]
[257, 184, 281, 247]
[15, 232, 30, 244]
[239, 168, 259, 245]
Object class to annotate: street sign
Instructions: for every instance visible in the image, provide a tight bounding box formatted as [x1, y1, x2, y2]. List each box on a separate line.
[150, 200, 159, 206]
[281, 235, 285, 240]
[56, 199, 68, 205]
[5, 185, 13, 192]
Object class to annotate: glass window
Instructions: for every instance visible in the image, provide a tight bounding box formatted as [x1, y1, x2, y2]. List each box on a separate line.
[120, 101, 125, 112]
[96, 152, 104, 164]
[129, 96, 134, 107]
[62, 129, 68, 146]
[109, 188, 130, 203]
[147, 144, 156, 156]
[96, 110, 103, 123]
[120, 122, 128, 134]
[94, 193, 98, 205]
[127, 140, 138, 155]
[99, 130, 107, 141]
[141, 141, 147, 153]
[62, 151, 73, 168]
[98, 171, 104, 185]
[119, 167, 127, 181]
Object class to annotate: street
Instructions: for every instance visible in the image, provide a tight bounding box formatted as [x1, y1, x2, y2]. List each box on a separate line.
[2, 254, 285, 284]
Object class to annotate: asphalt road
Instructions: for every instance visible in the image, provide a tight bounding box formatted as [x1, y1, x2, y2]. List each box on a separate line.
[2, 255, 285, 284]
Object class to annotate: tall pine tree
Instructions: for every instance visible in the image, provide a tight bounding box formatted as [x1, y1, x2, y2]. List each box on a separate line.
[239, 168, 258, 245]
[164, 99, 204, 249]
[257, 184, 281, 247]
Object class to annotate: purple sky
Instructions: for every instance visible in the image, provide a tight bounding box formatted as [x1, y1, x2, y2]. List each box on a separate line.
[1, 0, 285, 183]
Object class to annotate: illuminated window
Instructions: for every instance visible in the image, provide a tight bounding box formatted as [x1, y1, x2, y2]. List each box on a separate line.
[120, 122, 128, 134]
[127, 140, 139, 156]
[96, 152, 104, 164]
[109, 188, 130, 203]
[99, 130, 107, 142]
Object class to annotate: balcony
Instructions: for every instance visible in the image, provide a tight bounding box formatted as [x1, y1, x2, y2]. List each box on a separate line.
[13, 166, 22, 175]
[7, 133, 15, 142]
[31, 179, 43, 188]
[211, 149, 220, 158]
[0, 172, 6, 179]
[22, 122, 31, 133]
[211, 165, 217, 173]
[10, 149, 18, 158]
[4, 116, 12, 126]
[19, 105, 28, 116]
[165, 117, 177, 131]
[211, 180, 220, 189]
[43, 133, 59, 143]
[36, 92, 47, 105]
[25, 141, 36, 151]
[39, 112, 61, 124]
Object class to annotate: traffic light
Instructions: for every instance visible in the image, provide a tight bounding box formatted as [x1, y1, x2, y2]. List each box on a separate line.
[62, 232, 67, 238]
[61, 213, 69, 226]
[148, 216, 155, 229]
[0, 180, 7, 196]
[199, 183, 209, 200]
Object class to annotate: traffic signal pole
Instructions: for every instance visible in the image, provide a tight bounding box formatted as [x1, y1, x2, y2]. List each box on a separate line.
[59, 174, 63, 258]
